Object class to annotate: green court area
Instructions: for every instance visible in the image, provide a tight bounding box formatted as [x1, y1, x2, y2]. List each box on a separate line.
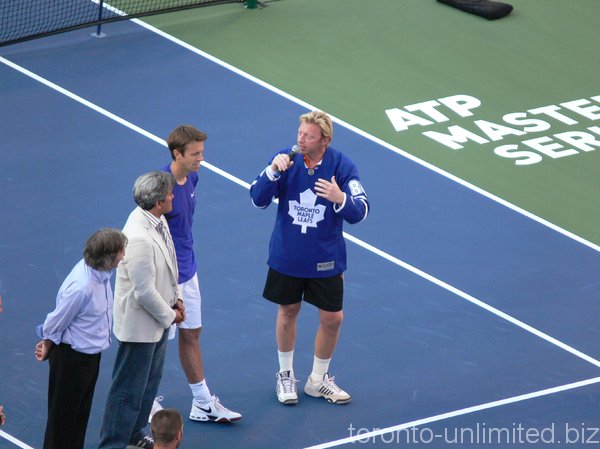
[146, 0, 600, 246]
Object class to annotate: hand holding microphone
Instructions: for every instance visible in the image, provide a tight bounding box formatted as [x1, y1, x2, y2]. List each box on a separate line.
[271, 145, 300, 174]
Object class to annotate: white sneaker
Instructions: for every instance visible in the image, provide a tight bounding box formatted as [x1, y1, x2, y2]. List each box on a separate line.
[276, 370, 298, 405]
[189, 396, 242, 423]
[304, 373, 351, 404]
[147, 396, 164, 424]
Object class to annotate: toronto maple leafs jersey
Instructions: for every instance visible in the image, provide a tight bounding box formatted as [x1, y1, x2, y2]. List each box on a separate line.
[250, 146, 369, 278]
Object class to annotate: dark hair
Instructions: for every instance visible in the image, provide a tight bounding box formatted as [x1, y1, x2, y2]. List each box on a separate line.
[151, 408, 183, 444]
[83, 228, 127, 271]
[133, 171, 175, 210]
[167, 125, 207, 160]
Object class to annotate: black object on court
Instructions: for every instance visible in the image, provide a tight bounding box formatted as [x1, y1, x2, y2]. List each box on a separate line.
[437, 0, 513, 20]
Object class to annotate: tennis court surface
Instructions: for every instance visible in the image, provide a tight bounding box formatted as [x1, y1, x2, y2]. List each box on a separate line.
[1, 1, 600, 447]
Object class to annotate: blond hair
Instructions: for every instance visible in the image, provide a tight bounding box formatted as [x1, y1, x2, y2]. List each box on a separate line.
[299, 110, 333, 140]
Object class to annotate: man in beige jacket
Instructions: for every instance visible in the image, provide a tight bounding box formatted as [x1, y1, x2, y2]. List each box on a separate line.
[99, 172, 185, 449]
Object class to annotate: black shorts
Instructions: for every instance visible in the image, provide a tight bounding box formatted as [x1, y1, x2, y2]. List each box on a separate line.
[262, 267, 344, 312]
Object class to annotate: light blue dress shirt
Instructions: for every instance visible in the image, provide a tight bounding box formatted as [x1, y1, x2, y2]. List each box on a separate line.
[37, 259, 113, 354]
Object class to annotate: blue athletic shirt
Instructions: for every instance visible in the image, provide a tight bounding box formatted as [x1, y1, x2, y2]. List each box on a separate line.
[162, 164, 198, 284]
[250, 146, 369, 278]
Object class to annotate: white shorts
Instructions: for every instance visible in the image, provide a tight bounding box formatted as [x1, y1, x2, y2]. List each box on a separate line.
[169, 273, 202, 339]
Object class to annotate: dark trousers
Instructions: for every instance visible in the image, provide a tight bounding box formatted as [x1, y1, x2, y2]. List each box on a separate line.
[43, 343, 101, 449]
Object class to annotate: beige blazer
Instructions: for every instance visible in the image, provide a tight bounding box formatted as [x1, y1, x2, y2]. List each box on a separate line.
[113, 207, 180, 343]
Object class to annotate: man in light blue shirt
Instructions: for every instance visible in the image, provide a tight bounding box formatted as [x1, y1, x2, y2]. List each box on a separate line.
[35, 228, 127, 449]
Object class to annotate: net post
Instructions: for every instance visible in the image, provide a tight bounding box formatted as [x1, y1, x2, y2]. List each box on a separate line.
[245, 0, 258, 8]
[93, 0, 106, 38]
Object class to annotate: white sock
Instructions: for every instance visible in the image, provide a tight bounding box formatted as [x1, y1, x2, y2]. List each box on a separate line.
[190, 379, 212, 406]
[278, 349, 294, 374]
[310, 356, 331, 382]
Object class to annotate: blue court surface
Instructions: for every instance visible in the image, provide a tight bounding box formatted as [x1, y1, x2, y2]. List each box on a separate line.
[1, 12, 600, 449]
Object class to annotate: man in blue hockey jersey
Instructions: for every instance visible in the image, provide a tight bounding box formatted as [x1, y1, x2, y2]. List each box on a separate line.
[250, 110, 369, 405]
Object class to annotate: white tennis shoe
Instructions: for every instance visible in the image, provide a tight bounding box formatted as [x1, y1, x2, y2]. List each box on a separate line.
[304, 373, 351, 404]
[276, 370, 299, 405]
[147, 395, 164, 424]
[189, 396, 242, 423]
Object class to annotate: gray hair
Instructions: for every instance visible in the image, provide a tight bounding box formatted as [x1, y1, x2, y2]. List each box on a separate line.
[84, 228, 128, 271]
[133, 171, 175, 210]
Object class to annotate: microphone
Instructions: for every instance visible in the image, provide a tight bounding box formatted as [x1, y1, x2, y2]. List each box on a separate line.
[274, 145, 300, 174]
[287, 145, 300, 162]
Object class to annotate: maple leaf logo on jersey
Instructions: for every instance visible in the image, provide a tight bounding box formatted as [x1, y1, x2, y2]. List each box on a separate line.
[288, 189, 326, 234]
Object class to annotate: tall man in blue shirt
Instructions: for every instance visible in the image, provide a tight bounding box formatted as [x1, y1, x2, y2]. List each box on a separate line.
[35, 228, 127, 449]
[158, 125, 240, 422]
[251, 110, 369, 406]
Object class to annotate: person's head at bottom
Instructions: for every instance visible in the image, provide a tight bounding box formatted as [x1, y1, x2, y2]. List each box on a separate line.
[151, 408, 184, 449]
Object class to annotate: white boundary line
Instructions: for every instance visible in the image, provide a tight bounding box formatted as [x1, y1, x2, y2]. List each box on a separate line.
[3, 48, 600, 360]
[303, 376, 600, 448]
[0, 430, 35, 449]
[2, 22, 600, 447]
[130, 18, 600, 254]
[3, 54, 599, 368]
[342, 232, 600, 368]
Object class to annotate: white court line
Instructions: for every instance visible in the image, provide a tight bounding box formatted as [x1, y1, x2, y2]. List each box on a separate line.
[2, 54, 600, 367]
[74, 3, 599, 257]
[303, 376, 600, 449]
[0, 56, 251, 191]
[118, 24, 600, 447]
[0, 430, 35, 449]
[1, 34, 600, 447]
[343, 232, 600, 368]
[130, 18, 600, 255]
